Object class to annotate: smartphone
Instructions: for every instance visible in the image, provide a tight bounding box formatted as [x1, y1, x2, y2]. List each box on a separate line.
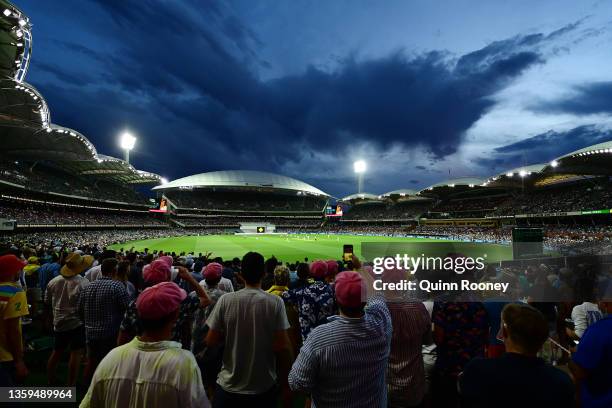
[342, 244, 353, 262]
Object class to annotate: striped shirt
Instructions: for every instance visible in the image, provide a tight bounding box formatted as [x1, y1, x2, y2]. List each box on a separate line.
[386, 301, 431, 407]
[288, 296, 392, 408]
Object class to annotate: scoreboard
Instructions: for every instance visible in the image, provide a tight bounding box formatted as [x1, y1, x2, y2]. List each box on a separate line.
[325, 205, 343, 217]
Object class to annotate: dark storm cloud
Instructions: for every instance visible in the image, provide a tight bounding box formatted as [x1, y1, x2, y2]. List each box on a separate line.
[533, 81, 612, 115]
[479, 124, 612, 171]
[20, 0, 581, 193]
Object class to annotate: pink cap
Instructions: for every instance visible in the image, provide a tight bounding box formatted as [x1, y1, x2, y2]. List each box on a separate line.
[158, 255, 173, 267]
[382, 267, 407, 285]
[143, 259, 171, 284]
[203, 262, 223, 280]
[136, 282, 187, 320]
[309, 260, 328, 279]
[334, 271, 366, 307]
[325, 260, 339, 277]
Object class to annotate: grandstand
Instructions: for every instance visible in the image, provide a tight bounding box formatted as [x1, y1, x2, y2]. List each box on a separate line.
[153, 170, 329, 231]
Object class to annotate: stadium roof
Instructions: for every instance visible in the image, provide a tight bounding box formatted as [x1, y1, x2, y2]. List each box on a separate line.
[57, 155, 161, 185]
[381, 189, 418, 197]
[153, 170, 329, 196]
[422, 177, 486, 191]
[0, 0, 31, 82]
[340, 193, 381, 202]
[541, 140, 612, 176]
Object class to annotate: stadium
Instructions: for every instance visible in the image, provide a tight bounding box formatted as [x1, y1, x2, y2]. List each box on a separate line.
[0, 1, 611, 407]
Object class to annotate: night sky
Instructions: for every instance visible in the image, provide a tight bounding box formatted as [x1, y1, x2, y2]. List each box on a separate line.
[16, 0, 612, 197]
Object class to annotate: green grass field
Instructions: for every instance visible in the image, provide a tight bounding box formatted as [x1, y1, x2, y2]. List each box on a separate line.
[109, 234, 514, 263]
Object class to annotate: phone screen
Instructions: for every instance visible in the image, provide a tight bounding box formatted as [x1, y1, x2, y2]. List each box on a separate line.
[343, 244, 353, 262]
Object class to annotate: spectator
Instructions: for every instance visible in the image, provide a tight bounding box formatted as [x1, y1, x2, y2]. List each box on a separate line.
[38, 252, 61, 298]
[191, 262, 227, 395]
[85, 250, 117, 282]
[568, 278, 604, 339]
[0, 255, 29, 386]
[282, 260, 336, 341]
[80, 282, 210, 408]
[460, 304, 574, 408]
[288, 270, 392, 407]
[383, 269, 432, 408]
[431, 299, 489, 407]
[119, 257, 210, 350]
[570, 301, 612, 408]
[267, 265, 290, 296]
[45, 252, 93, 385]
[205, 252, 292, 407]
[78, 258, 130, 382]
[114, 260, 137, 300]
[200, 264, 235, 294]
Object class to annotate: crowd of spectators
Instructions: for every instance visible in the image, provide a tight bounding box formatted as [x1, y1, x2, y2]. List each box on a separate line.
[167, 191, 325, 212]
[0, 202, 165, 226]
[177, 216, 322, 229]
[0, 160, 147, 204]
[493, 182, 612, 216]
[342, 202, 429, 220]
[0, 238, 610, 407]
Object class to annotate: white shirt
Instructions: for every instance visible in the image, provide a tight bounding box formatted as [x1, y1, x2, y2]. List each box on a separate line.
[80, 337, 209, 408]
[85, 265, 102, 282]
[45, 274, 90, 332]
[571, 302, 603, 338]
[200, 276, 234, 293]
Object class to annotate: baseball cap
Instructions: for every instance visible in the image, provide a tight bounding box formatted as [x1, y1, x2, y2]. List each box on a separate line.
[143, 259, 171, 284]
[335, 271, 366, 308]
[203, 262, 223, 280]
[309, 260, 328, 279]
[325, 260, 339, 277]
[0, 255, 27, 281]
[136, 282, 187, 320]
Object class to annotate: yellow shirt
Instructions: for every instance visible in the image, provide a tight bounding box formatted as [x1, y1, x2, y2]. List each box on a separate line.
[0, 282, 29, 362]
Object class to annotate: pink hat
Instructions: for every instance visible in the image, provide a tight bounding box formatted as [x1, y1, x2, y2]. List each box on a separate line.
[158, 255, 173, 267]
[143, 259, 171, 284]
[0, 255, 27, 281]
[382, 267, 407, 285]
[309, 260, 328, 279]
[325, 260, 339, 277]
[203, 262, 223, 280]
[335, 271, 366, 307]
[136, 282, 187, 320]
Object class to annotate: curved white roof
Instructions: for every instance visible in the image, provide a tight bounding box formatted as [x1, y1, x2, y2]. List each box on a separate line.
[422, 177, 486, 191]
[491, 163, 547, 179]
[382, 189, 418, 197]
[340, 193, 380, 201]
[153, 170, 329, 196]
[554, 141, 612, 160]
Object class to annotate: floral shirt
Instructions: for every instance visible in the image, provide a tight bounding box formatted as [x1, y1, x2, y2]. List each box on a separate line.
[191, 286, 227, 354]
[282, 280, 336, 341]
[432, 301, 489, 377]
[120, 291, 201, 348]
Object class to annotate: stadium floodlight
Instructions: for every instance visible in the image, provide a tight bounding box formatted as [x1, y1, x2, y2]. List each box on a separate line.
[353, 160, 367, 193]
[119, 131, 137, 163]
[160, 177, 169, 185]
[3, 9, 11, 17]
[506, 172, 513, 177]
[519, 170, 528, 178]
[550, 160, 559, 168]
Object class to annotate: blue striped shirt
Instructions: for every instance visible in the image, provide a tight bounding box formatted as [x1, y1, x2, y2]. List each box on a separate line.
[288, 296, 392, 408]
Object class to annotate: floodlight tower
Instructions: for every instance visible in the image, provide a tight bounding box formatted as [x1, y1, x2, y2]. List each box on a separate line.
[119, 131, 136, 163]
[354, 160, 367, 193]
